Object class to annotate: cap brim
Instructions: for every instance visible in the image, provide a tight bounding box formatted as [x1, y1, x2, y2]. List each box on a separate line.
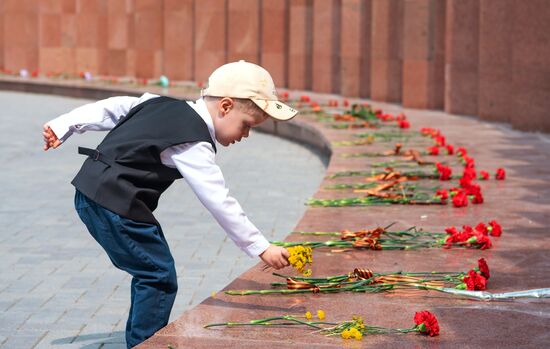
[251, 99, 298, 121]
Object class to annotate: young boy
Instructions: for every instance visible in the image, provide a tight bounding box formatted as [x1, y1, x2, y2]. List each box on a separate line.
[43, 60, 297, 348]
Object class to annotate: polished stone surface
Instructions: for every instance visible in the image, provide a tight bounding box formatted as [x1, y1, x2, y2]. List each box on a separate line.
[139, 93, 550, 348]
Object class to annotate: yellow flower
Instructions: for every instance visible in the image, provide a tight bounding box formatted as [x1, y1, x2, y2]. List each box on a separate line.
[317, 310, 325, 320]
[305, 311, 312, 320]
[211, 291, 217, 297]
[286, 245, 313, 276]
[348, 327, 363, 340]
[341, 329, 351, 339]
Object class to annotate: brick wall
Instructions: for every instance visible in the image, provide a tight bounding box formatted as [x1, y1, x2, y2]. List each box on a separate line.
[0, 0, 548, 131]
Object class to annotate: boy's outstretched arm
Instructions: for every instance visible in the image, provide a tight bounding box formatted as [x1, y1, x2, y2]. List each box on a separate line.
[164, 142, 291, 270]
[259, 244, 290, 269]
[42, 93, 159, 150]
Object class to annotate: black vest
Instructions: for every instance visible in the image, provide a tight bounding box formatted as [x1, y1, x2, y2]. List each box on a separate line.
[72, 96, 217, 224]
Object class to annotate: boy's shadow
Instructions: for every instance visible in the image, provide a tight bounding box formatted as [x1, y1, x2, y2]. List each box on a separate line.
[51, 331, 125, 349]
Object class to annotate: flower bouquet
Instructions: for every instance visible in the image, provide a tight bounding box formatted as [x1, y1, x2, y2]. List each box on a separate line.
[226, 259, 491, 296]
[272, 222, 501, 251]
[205, 310, 440, 340]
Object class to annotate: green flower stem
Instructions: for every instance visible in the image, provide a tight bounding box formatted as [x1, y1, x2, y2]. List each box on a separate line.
[291, 231, 342, 236]
[327, 170, 461, 180]
[341, 151, 434, 158]
[371, 160, 438, 168]
[227, 275, 467, 297]
[224, 288, 342, 295]
[249, 316, 287, 324]
[306, 196, 445, 207]
[272, 239, 450, 250]
[204, 316, 336, 329]
[330, 122, 380, 129]
[281, 316, 324, 329]
[324, 183, 441, 191]
[354, 131, 423, 139]
[272, 271, 461, 283]
[271, 272, 350, 283]
[291, 228, 445, 237]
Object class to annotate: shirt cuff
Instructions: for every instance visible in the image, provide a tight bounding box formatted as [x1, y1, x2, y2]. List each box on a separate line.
[46, 116, 72, 143]
[242, 236, 271, 258]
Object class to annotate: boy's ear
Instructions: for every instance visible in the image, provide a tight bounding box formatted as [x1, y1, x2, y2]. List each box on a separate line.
[218, 97, 234, 116]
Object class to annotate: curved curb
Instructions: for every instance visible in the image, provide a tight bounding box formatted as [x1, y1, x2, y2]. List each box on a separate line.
[0, 77, 333, 161]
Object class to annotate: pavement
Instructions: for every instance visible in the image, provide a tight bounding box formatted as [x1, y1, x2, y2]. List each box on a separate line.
[0, 91, 327, 349]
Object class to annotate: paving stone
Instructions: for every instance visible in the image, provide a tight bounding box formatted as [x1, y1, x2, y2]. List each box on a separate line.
[33, 330, 79, 349]
[0, 330, 47, 349]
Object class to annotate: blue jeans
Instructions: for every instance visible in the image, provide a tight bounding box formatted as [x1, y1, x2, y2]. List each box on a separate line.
[74, 190, 178, 348]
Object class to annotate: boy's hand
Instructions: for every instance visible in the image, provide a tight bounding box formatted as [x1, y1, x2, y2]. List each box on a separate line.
[259, 244, 290, 270]
[43, 124, 61, 151]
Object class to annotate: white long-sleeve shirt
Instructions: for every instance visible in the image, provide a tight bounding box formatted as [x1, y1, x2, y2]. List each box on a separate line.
[47, 93, 270, 257]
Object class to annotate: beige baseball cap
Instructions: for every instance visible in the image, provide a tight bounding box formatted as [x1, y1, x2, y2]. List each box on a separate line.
[201, 60, 298, 121]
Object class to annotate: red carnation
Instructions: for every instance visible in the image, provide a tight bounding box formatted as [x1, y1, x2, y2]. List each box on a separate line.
[414, 311, 440, 337]
[477, 258, 490, 279]
[464, 269, 487, 290]
[475, 223, 488, 235]
[495, 168, 506, 180]
[468, 233, 492, 250]
[398, 120, 410, 129]
[445, 227, 474, 247]
[462, 225, 474, 236]
[380, 113, 394, 121]
[428, 146, 439, 156]
[459, 176, 472, 189]
[471, 191, 484, 204]
[462, 168, 477, 181]
[420, 127, 431, 135]
[445, 226, 459, 236]
[464, 183, 481, 196]
[436, 189, 448, 200]
[436, 163, 452, 181]
[479, 170, 489, 180]
[488, 220, 502, 237]
[446, 144, 454, 155]
[435, 135, 446, 146]
[478, 234, 492, 250]
[300, 95, 310, 102]
[452, 191, 468, 207]
[464, 156, 475, 169]
[456, 147, 468, 157]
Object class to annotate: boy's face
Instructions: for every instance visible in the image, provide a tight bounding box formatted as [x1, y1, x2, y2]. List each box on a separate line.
[212, 98, 268, 147]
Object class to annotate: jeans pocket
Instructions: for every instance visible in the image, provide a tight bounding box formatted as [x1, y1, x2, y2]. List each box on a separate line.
[114, 218, 162, 272]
